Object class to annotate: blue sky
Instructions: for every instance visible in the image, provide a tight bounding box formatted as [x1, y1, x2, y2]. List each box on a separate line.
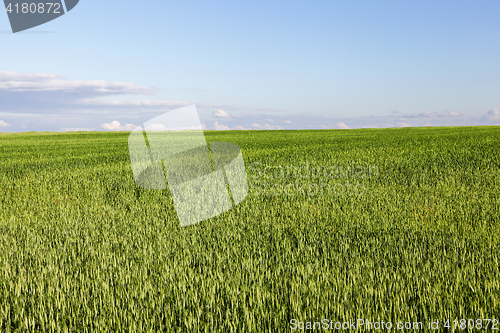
[1, 0, 499, 131]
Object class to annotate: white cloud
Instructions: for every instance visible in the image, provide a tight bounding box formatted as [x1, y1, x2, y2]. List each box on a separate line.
[61, 127, 93, 132]
[100, 121, 138, 131]
[336, 122, 349, 129]
[234, 125, 247, 130]
[397, 119, 412, 127]
[3, 71, 493, 131]
[213, 108, 229, 118]
[144, 123, 166, 131]
[263, 124, 283, 130]
[201, 124, 207, 130]
[143, 123, 203, 131]
[0, 71, 277, 124]
[249, 122, 282, 130]
[483, 108, 500, 123]
[0, 71, 153, 94]
[0, 71, 63, 82]
[0, 71, 243, 118]
[79, 99, 189, 107]
[214, 122, 230, 130]
[404, 111, 437, 118]
[0, 71, 177, 115]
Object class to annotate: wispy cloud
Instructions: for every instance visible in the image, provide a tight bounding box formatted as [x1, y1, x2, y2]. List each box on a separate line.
[0, 71, 159, 113]
[0, 71, 154, 94]
[0, 71, 281, 117]
[404, 111, 439, 118]
[61, 127, 93, 132]
[248, 122, 282, 129]
[263, 124, 283, 130]
[79, 99, 190, 107]
[0, 71, 63, 82]
[2, 71, 498, 132]
[397, 118, 412, 127]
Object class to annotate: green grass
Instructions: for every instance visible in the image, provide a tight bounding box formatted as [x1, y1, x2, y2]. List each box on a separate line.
[0, 126, 499, 332]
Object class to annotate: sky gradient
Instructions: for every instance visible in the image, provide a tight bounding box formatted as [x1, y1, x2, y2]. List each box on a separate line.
[1, 0, 499, 131]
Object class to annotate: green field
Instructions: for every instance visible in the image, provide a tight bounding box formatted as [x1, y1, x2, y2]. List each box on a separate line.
[1, 126, 499, 332]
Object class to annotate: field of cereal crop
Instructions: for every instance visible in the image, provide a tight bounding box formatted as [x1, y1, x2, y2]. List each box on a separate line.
[0, 126, 499, 332]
